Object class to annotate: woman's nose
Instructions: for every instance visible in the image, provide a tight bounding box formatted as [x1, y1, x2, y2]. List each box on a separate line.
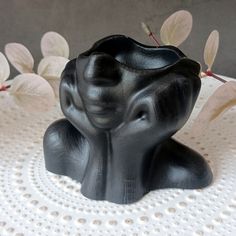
[84, 53, 121, 86]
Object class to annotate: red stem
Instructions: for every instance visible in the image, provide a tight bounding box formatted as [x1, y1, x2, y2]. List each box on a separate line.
[205, 71, 227, 83]
[149, 33, 160, 47]
[0, 84, 10, 92]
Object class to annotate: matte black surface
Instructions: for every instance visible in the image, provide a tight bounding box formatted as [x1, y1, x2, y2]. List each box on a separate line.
[43, 35, 213, 204]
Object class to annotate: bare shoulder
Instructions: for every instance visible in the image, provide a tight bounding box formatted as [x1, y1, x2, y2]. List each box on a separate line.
[43, 118, 90, 181]
[149, 138, 213, 190]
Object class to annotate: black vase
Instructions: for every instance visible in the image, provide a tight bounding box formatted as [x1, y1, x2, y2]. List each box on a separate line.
[43, 35, 213, 204]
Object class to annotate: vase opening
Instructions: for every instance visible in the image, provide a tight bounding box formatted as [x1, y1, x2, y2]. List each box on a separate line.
[81, 35, 185, 70]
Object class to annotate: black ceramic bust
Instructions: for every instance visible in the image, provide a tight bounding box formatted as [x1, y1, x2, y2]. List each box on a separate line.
[43, 35, 213, 204]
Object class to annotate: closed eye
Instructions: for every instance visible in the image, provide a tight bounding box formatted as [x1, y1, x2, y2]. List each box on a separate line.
[131, 110, 148, 121]
[133, 110, 148, 121]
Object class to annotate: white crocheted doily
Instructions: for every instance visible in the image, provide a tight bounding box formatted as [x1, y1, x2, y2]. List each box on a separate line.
[0, 76, 236, 236]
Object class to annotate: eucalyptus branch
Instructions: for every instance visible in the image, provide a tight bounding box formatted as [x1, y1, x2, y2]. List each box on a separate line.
[141, 22, 160, 46]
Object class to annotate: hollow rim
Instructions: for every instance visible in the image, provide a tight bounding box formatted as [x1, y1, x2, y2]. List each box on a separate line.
[78, 35, 200, 74]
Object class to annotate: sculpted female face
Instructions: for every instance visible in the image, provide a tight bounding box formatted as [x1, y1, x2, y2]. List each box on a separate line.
[63, 35, 200, 134]
[76, 53, 125, 129]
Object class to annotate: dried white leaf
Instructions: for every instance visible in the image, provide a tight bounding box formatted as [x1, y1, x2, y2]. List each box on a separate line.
[37, 56, 68, 98]
[192, 81, 236, 135]
[41, 32, 69, 58]
[45, 76, 60, 98]
[204, 30, 219, 71]
[5, 43, 34, 73]
[160, 10, 192, 46]
[37, 56, 69, 78]
[0, 52, 10, 83]
[9, 73, 55, 112]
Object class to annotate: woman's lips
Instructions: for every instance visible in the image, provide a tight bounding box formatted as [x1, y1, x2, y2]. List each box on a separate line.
[86, 104, 117, 116]
[83, 98, 119, 116]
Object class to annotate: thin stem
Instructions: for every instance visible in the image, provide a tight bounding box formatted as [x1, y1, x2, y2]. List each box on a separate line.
[141, 22, 160, 47]
[205, 71, 227, 83]
[149, 33, 160, 47]
[0, 84, 10, 92]
[211, 73, 227, 83]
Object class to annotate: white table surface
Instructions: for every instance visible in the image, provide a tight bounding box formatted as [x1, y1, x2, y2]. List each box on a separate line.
[0, 76, 236, 236]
